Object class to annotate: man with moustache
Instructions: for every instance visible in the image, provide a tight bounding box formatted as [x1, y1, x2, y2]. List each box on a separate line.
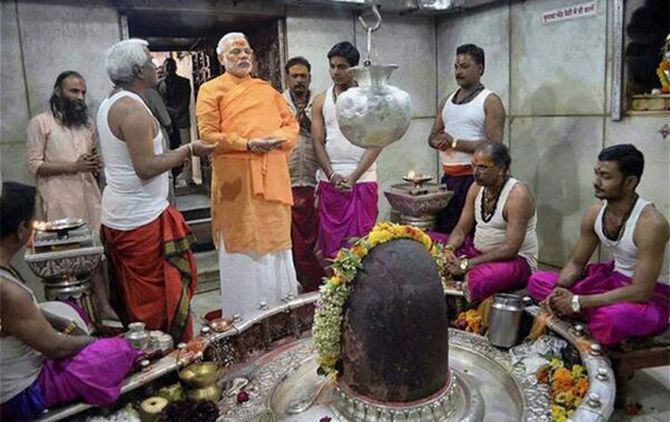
[26, 71, 120, 323]
[196, 32, 299, 317]
[434, 142, 538, 303]
[311, 41, 381, 260]
[282, 56, 324, 292]
[27, 71, 103, 232]
[428, 44, 506, 234]
[99, 39, 215, 341]
[528, 145, 670, 346]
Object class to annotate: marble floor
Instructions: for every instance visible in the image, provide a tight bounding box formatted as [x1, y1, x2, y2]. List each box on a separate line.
[189, 252, 670, 421]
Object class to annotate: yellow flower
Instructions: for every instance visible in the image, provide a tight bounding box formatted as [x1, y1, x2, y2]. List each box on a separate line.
[327, 371, 339, 384]
[319, 354, 338, 368]
[351, 244, 368, 259]
[367, 229, 392, 246]
[329, 276, 342, 287]
[551, 405, 568, 422]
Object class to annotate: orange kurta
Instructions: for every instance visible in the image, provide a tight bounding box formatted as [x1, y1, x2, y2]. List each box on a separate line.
[196, 73, 298, 254]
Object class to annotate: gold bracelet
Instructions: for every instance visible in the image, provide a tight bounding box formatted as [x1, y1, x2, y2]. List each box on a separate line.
[62, 321, 77, 335]
[444, 244, 455, 252]
[451, 137, 459, 149]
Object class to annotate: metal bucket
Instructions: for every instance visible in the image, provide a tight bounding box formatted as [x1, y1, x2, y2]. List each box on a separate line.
[487, 293, 524, 348]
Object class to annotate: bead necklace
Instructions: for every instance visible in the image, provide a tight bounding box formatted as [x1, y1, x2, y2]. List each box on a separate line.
[480, 177, 509, 223]
[602, 194, 638, 242]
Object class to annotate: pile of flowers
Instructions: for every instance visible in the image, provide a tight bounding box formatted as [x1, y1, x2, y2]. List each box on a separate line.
[312, 222, 439, 382]
[455, 309, 484, 334]
[536, 358, 589, 422]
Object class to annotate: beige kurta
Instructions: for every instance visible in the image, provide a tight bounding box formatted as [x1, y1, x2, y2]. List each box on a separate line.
[26, 112, 102, 232]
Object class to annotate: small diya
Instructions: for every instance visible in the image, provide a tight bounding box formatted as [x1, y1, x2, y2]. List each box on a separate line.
[403, 170, 433, 186]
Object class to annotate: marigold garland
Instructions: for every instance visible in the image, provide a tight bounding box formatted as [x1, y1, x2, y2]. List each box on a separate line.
[312, 222, 439, 381]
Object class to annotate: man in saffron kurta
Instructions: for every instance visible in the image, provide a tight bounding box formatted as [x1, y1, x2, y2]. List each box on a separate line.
[196, 32, 300, 317]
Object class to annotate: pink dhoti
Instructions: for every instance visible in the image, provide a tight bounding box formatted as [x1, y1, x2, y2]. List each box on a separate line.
[1, 338, 139, 421]
[528, 262, 670, 346]
[317, 181, 378, 260]
[430, 232, 531, 302]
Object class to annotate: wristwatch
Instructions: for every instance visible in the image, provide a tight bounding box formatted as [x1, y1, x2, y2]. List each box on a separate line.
[571, 294, 581, 313]
[459, 257, 470, 272]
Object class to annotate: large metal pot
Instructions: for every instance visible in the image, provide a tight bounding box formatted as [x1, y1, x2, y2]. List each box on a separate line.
[336, 65, 411, 148]
[487, 293, 526, 348]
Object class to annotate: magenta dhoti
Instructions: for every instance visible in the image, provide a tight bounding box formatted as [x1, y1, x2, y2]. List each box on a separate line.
[528, 262, 670, 346]
[38, 338, 140, 407]
[317, 181, 378, 260]
[430, 232, 531, 302]
[1, 338, 139, 421]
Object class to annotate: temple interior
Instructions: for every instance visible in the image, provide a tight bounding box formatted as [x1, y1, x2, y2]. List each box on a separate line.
[1, 0, 669, 421]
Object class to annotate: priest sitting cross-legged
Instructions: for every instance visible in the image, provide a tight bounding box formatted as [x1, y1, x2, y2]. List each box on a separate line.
[528, 144, 670, 346]
[431, 142, 538, 302]
[0, 182, 140, 421]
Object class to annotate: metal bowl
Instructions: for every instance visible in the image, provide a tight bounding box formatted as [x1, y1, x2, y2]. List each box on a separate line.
[179, 362, 221, 388]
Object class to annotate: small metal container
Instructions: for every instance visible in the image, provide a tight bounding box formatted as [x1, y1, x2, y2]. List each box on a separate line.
[487, 293, 524, 348]
[125, 322, 150, 350]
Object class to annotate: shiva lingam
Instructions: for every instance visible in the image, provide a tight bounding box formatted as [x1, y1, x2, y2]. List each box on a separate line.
[384, 170, 453, 230]
[336, 4, 411, 149]
[188, 234, 616, 421]
[24, 218, 103, 326]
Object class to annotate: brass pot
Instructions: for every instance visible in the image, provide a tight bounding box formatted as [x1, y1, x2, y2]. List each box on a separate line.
[185, 384, 222, 402]
[179, 362, 220, 389]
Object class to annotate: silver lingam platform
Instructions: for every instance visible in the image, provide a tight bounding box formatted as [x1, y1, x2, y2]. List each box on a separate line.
[203, 294, 613, 422]
[36, 293, 615, 422]
[384, 177, 453, 230]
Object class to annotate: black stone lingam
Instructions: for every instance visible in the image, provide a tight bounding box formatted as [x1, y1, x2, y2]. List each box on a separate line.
[340, 238, 449, 402]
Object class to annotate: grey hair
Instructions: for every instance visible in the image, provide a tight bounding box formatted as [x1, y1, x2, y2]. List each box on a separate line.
[216, 32, 247, 55]
[104, 38, 150, 85]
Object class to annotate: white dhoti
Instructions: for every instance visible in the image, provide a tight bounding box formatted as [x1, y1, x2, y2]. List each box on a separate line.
[218, 235, 298, 318]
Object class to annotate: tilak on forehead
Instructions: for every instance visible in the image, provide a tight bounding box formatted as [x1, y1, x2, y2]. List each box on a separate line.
[288, 64, 309, 74]
[228, 38, 248, 49]
[472, 156, 496, 167]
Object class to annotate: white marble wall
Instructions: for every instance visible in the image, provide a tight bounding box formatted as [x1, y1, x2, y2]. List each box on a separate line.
[286, 6, 356, 95]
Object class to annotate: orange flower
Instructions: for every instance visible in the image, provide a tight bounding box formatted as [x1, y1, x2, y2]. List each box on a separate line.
[536, 366, 551, 384]
[575, 378, 589, 396]
[351, 244, 367, 259]
[552, 367, 574, 392]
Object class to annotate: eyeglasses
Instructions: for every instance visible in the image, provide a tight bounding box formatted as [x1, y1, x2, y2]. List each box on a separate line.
[227, 48, 253, 56]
